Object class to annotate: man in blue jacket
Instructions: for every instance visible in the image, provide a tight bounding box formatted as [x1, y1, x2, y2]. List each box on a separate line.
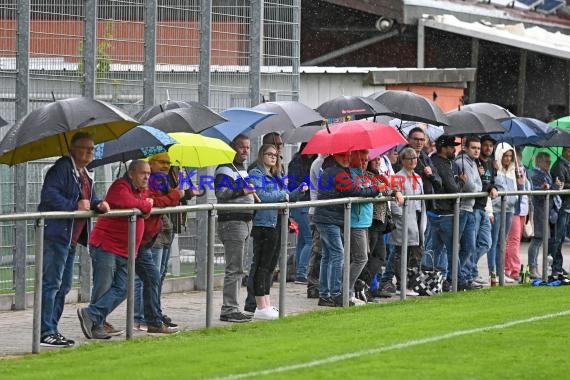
[38, 132, 109, 347]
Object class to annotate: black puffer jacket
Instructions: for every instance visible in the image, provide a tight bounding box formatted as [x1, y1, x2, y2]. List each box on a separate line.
[313, 156, 380, 226]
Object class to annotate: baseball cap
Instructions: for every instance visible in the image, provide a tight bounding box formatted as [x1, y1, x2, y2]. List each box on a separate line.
[435, 135, 460, 149]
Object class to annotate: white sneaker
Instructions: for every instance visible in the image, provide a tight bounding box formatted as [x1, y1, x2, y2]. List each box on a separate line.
[405, 289, 420, 296]
[349, 297, 366, 306]
[504, 275, 516, 283]
[474, 276, 488, 285]
[253, 307, 279, 320]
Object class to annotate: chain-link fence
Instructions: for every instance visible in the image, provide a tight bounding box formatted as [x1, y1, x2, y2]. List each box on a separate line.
[0, 0, 300, 298]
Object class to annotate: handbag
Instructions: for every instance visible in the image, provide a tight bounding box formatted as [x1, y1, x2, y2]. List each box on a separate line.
[408, 250, 443, 296]
[382, 212, 396, 235]
[523, 217, 534, 239]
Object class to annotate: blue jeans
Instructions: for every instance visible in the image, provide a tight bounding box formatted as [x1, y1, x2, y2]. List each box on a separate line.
[316, 223, 344, 298]
[134, 247, 163, 327]
[134, 246, 163, 324]
[458, 210, 476, 284]
[488, 211, 513, 273]
[41, 240, 76, 337]
[528, 237, 543, 268]
[549, 210, 570, 274]
[90, 245, 116, 303]
[423, 214, 453, 276]
[291, 207, 312, 281]
[468, 209, 492, 279]
[86, 251, 129, 329]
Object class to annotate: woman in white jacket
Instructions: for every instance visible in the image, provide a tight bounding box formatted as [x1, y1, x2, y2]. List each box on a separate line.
[488, 142, 524, 284]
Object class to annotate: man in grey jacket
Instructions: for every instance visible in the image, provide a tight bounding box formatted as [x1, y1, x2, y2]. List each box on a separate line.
[455, 136, 483, 290]
[215, 134, 255, 322]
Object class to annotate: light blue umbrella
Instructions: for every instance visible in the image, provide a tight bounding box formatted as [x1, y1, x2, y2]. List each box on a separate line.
[493, 118, 539, 146]
[201, 107, 275, 143]
[88, 125, 177, 169]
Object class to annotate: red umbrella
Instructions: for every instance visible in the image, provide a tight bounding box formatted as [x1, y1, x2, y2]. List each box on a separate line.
[302, 120, 406, 155]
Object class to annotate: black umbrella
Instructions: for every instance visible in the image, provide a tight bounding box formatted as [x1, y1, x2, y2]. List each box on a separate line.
[459, 102, 515, 121]
[248, 101, 323, 138]
[144, 103, 227, 133]
[369, 90, 449, 126]
[0, 97, 138, 166]
[87, 125, 178, 169]
[444, 110, 506, 136]
[135, 100, 195, 123]
[316, 95, 392, 122]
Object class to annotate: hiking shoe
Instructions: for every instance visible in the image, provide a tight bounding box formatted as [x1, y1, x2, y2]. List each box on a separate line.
[458, 281, 483, 291]
[317, 297, 337, 307]
[134, 323, 148, 332]
[307, 287, 320, 299]
[147, 324, 179, 334]
[91, 326, 112, 340]
[161, 315, 178, 328]
[219, 312, 252, 323]
[77, 307, 93, 339]
[56, 333, 75, 346]
[103, 321, 124, 336]
[253, 307, 279, 320]
[378, 282, 396, 298]
[40, 333, 72, 348]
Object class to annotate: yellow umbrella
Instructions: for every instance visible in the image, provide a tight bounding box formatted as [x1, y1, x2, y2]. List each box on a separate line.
[168, 132, 235, 167]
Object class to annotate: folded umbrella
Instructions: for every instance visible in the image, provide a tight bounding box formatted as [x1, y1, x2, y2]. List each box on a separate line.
[87, 125, 177, 169]
[302, 120, 406, 155]
[145, 102, 227, 133]
[201, 107, 275, 143]
[0, 97, 138, 166]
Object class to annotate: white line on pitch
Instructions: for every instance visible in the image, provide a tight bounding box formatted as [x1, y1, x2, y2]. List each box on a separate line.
[210, 310, 570, 380]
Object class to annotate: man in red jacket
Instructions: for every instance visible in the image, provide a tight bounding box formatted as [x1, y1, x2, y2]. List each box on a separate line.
[134, 152, 200, 331]
[77, 160, 175, 339]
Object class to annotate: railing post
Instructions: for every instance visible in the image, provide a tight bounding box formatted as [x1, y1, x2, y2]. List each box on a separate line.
[451, 197, 460, 292]
[126, 214, 137, 339]
[498, 195, 507, 286]
[206, 209, 215, 327]
[542, 193, 550, 281]
[32, 218, 44, 354]
[342, 201, 352, 307]
[399, 200, 408, 301]
[278, 207, 289, 317]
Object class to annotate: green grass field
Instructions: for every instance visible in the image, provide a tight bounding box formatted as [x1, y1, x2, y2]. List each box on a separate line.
[2, 286, 569, 379]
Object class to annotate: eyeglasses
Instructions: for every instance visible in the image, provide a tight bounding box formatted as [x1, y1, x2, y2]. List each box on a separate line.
[264, 152, 278, 158]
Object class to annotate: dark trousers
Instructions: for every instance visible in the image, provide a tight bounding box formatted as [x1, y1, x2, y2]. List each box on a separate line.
[245, 222, 281, 310]
[359, 222, 387, 286]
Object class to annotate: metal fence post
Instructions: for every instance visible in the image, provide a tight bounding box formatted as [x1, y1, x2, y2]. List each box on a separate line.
[143, 0, 157, 108]
[498, 195, 507, 286]
[542, 193, 550, 281]
[13, 0, 30, 312]
[206, 209, 215, 327]
[278, 207, 289, 317]
[451, 197, 460, 292]
[83, 0, 96, 98]
[399, 201, 408, 301]
[342, 202, 352, 307]
[32, 218, 44, 354]
[126, 214, 137, 339]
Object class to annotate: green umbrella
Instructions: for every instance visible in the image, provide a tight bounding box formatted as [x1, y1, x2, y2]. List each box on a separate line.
[522, 116, 570, 169]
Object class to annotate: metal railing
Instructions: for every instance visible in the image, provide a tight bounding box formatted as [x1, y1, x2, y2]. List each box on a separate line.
[0, 188, 565, 353]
